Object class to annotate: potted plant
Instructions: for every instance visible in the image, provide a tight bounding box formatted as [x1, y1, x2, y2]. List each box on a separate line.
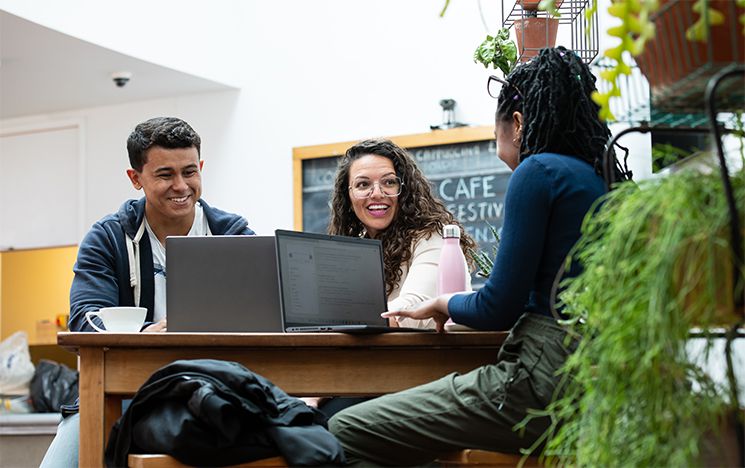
[442, 0, 559, 69]
[468, 222, 501, 278]
[473, 28, 518, 75]
[513, 0, 562, 61]
[525, 163, 745, 466]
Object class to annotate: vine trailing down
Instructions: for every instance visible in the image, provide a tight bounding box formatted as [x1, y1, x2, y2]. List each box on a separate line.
[524, 167, 745, 466]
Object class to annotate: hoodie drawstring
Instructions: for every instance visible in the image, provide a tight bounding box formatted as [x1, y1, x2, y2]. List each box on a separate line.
[125, 220, 146, 307]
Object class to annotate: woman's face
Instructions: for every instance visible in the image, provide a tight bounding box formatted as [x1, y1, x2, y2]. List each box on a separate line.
[496, 112, 522, 170]
[348, 154, 399, 238]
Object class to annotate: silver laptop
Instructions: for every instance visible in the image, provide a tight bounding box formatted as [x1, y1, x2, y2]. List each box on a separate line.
[166, 236, 283, 332]
[274, 229, 431, 334]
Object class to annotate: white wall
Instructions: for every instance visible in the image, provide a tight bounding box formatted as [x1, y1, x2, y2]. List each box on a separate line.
[0, 0, 652, 238]
[0, 122, 81, 249]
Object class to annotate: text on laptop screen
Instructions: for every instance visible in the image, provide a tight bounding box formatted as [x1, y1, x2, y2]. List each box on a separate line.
[277, 233, 387, 327]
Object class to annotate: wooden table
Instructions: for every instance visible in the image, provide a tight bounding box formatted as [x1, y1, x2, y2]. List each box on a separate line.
[58, 331, 507, 467]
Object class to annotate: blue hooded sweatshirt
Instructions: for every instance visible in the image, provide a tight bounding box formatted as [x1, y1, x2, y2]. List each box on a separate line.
[69, 198, 254, 332]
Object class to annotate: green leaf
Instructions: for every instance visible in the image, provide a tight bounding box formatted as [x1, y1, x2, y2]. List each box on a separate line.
[504, 41, 517, 64]
[606, 25, 627, 38]
[472, 29, 517, 73]
[604, 45, 624, 61]
[607, 2, 629, 18]
[439, 0, 450, 17]
[538, 0, 561, 18]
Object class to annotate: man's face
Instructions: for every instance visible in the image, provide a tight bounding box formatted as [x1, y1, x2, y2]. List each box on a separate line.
[126, 146, 203, 227]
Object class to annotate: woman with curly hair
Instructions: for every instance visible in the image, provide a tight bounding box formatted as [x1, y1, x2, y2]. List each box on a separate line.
[328, 138, 476, 328]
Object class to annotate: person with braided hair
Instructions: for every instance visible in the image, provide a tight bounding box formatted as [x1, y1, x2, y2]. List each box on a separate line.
[328, 47, 632, 465]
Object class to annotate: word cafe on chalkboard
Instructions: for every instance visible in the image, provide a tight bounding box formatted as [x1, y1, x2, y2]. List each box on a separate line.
[292, 126, 511, 283]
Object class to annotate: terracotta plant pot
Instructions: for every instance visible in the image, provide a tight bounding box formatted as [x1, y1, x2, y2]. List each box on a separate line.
[513, 17, 559, 61]
[519, 0, 564, 11]
[635, 0, 745, 111]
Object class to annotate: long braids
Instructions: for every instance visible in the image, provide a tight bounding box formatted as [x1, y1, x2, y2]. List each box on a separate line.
[496, 46, 631, 181]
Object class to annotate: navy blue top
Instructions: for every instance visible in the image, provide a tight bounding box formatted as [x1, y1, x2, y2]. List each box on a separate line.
[449, 153, 606, 330]
[69, 198, 254, 332]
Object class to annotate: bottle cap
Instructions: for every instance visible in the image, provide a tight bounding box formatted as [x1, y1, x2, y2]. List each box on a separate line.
[442, 224, 461, 238]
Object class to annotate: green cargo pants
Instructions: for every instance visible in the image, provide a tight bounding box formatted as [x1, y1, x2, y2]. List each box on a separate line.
[328, 313, 576, 466]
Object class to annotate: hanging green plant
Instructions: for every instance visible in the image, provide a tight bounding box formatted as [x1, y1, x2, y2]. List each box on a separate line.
[473, 28, 518, 75]
[591, 0, 657, 121]
[686, 0, 725, 41]
[525, 168, 745, 466]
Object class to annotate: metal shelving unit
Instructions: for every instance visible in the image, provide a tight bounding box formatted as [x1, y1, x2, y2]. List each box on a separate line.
[500, 0, 598, 64]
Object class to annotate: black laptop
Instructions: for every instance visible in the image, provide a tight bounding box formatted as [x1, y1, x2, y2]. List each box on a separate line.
[166, 236, 283, 332]
[274, 229, 432, 334]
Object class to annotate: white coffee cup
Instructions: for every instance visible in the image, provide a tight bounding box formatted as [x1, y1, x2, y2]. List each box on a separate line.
[85, 307, 147, 333]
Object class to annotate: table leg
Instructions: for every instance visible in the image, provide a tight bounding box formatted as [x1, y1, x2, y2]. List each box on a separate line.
[79, 347, 105, 467]
[104, 396, 123, 448]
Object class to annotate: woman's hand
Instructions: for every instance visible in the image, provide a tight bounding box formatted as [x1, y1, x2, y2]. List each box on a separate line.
[300, 397, 328, 408]
[142, 318, 167, 332]
[382, 295, 453, 332]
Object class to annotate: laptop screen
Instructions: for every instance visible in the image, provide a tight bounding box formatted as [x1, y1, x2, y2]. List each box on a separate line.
[275, 229, 388, 328]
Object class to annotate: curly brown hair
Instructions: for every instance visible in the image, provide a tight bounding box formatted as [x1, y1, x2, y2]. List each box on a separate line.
[328, 138, 476, 296]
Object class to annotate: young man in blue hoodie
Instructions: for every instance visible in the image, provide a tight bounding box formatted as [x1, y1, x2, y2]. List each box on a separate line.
[41, 116, 255, 467]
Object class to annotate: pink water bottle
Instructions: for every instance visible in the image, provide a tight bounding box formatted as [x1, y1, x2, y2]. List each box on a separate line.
[438, 225, 467, 295]
[438, 225, 472, 330]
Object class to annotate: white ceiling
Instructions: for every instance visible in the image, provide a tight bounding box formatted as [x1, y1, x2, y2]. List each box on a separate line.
[0, 11, 235, 120]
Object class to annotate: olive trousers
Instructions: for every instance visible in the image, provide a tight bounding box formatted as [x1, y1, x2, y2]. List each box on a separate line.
[328, 313, 576, 466]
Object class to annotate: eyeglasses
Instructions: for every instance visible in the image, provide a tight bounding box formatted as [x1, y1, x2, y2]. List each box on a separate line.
[487, 75, 524, 100]
[348, 176, 403, 199]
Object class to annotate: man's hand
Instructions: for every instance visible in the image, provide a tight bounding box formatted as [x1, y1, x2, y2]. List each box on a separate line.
[142, 318, 167, 332]
[382, 295, 453, 332]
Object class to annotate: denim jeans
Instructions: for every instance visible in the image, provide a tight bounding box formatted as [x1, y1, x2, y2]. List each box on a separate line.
[39, 412, 79, 468]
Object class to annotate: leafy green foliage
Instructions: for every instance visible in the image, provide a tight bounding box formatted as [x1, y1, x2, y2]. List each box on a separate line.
[591, 0, 658, 121]
[473, 29, 518, 76]
[650, 142, 698, 172]
[536, 168, 745, 466]
[467, 222, 500, 278]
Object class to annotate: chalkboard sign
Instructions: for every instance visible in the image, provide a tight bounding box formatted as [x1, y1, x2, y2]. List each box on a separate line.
[293, 126, 511, 280]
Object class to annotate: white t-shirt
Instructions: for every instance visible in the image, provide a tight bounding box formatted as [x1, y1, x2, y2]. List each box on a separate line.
[144, 203, 209, 322]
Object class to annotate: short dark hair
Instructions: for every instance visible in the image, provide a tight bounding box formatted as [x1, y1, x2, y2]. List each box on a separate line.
[126, 117, 201, 171]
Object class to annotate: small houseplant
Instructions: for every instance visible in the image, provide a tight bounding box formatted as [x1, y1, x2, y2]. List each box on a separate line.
[468, 222, 501, 278]
[473, 28, 518, 75]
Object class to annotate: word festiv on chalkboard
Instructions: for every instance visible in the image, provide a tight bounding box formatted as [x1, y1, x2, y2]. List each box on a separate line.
[292, 126, 511, 279]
